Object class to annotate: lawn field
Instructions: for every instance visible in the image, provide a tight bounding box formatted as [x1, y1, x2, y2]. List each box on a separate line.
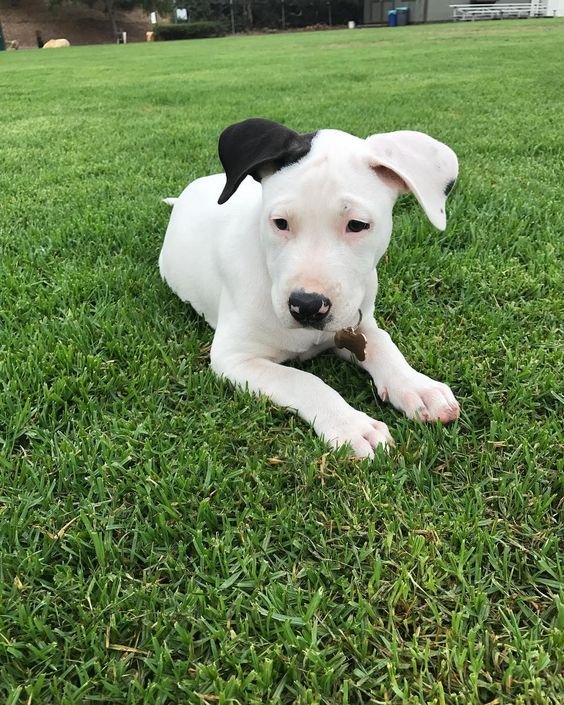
[1, 19, 563, 704]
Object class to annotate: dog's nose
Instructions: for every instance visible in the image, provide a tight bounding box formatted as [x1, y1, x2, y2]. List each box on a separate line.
[288, 291, 332, 326]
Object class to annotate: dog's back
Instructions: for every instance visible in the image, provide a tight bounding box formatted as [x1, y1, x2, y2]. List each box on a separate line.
[159, 174, 262, 329]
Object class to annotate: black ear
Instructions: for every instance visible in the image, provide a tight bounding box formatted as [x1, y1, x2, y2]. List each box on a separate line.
[217, 118, 316, 204]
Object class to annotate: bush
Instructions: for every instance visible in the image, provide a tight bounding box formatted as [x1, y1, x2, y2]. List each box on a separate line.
[153, 22, 226, 41]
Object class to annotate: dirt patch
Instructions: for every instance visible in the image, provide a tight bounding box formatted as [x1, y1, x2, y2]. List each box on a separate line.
[1, 0, 152, 48]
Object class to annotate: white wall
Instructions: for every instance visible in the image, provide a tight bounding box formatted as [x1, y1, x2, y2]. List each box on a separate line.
[547, 0, 564, 16]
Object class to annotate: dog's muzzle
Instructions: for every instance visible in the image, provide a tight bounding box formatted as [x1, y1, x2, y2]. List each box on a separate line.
[288, 290, 332, 328]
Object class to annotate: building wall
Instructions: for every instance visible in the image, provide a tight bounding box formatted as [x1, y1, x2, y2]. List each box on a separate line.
[363, 0, 454, 24]
[547, 0, 564, 15]
[426, 0, 457, 22]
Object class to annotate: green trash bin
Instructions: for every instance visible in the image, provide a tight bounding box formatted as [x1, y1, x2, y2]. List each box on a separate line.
[0, 19, 6, 51]
[396, 7, 409, 26]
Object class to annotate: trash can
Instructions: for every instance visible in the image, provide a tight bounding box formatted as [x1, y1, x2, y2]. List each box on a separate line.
[396, 7, 410, 26]
[0, 20, 6, 51]
[387, 10, 397, 27]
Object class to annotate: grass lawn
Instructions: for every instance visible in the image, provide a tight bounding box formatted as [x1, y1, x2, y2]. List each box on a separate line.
[1, 18, 562, 704]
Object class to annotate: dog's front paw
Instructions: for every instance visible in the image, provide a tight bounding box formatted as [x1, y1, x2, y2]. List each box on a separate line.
[381, 372, 459, 424]
[319, 410, 393, 458]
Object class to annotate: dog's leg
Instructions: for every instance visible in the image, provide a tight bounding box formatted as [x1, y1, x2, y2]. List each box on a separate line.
[211, 347, 393, 458]
[338, 318, 459, 423]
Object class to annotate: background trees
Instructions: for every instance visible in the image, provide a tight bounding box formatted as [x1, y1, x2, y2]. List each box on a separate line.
[47, 0, 364, 35]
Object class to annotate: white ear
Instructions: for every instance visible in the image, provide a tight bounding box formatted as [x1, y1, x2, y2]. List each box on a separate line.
[366, 131, 458, 231]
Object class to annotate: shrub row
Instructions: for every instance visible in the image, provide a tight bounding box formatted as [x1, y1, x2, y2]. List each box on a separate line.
[153, 22, 226, 41]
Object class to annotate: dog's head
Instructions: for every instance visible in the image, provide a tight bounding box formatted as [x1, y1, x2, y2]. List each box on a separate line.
[218, 118, 458, 332]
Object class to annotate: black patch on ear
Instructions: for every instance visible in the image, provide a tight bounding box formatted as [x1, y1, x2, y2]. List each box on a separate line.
[444, 178, 456, 197]
[217, 118, 316, 204]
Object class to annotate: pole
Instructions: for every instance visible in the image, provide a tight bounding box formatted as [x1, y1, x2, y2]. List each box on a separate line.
[423, 0, 429, 23]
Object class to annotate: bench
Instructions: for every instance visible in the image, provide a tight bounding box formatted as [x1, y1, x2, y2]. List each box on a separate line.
[450, 2, 548, 21]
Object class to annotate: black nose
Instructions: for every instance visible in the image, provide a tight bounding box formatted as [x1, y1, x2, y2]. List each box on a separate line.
[288, 291, 332, 326]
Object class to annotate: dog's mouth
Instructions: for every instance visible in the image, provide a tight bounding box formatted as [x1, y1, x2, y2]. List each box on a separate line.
[286, 309, 362, 334]
[297, 314, 333, 331]
[286, 315, 339, 332]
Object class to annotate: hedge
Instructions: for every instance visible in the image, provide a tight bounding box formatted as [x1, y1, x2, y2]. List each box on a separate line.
[153, 22, 226, 41]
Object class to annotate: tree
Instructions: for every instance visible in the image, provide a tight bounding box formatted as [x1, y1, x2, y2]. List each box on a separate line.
[49, 1, 174, 38]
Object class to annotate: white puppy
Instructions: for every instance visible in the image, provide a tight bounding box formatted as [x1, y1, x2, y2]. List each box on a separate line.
[159, 119, 460, 457]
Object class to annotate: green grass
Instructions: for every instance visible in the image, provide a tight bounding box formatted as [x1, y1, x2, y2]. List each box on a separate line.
[0, 19, 562, 704]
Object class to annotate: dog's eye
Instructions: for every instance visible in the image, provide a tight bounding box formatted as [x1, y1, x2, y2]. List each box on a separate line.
[273, 218, 289, 231]
[346, 220, 370, 233]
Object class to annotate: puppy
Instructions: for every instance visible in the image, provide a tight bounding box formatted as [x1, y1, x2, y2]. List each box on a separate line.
[159, 119, 459, 457]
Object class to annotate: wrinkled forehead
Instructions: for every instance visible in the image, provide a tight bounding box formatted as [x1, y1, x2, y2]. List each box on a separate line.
[262, 129, 374, 202]
[298, 129, 369, 177]
[310, 128, 368, 156]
